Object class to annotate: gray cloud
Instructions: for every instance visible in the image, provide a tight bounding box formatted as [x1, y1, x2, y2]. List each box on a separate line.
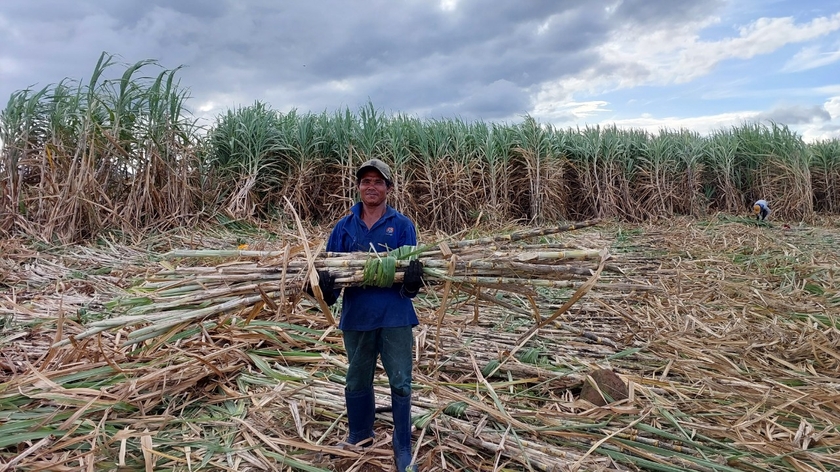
[612, 0, 725, 26]
[2, 0, 837, 143]
[428, 79, 533, 122]
[757, 105, 832, 125]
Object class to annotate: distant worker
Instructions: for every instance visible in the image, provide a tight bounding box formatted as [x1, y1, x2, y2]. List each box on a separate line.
[753, 199, 770, 221]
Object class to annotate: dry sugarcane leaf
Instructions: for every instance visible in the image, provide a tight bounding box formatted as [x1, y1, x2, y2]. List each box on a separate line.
[140, 430, 155, 472]
[285, 196, 335, 325]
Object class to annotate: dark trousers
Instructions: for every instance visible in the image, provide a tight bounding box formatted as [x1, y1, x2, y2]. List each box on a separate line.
[343, 326, 414, 397]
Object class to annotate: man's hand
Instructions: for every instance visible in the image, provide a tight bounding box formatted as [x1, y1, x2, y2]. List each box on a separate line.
[306, 270, 338, 306]
[402, 259, 423, 294]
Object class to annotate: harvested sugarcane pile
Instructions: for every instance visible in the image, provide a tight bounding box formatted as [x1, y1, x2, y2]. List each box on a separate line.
[57, 219, 645, 348]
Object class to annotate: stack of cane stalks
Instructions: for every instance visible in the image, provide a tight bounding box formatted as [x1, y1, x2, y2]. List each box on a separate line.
[57, 219, 641, 347]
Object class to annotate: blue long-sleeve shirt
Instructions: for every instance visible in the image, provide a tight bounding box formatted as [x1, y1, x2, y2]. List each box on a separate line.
[326, 202, 420, 331]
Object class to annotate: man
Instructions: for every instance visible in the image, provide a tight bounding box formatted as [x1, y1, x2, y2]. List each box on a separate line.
[311, 158, 423, 472]
[753, 199, 771, 221]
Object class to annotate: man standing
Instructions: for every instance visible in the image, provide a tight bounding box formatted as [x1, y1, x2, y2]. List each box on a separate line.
[313, 158, 423, 472]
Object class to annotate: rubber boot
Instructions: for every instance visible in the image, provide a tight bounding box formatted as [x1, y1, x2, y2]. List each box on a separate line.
[344, 388, 375, 447]
[391, 392, 417, 472]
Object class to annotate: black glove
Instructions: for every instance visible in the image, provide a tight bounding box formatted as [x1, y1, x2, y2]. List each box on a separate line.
[402, 259, 423, 294]
[306, 270, 338, 306]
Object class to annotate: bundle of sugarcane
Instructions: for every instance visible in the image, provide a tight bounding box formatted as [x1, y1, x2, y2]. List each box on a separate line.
[56, 219, 630, 347]
[165, 220, 616, 285]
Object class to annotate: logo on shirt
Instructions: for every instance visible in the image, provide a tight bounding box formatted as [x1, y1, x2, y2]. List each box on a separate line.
[386, 226, 394, 236]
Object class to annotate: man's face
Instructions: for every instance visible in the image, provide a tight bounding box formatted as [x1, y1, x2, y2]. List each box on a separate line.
[358, 169, 390, 207]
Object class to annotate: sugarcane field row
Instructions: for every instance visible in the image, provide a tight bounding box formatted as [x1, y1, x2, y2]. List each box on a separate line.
[3, 56, 840, 246]
[1, 215, 839, 471]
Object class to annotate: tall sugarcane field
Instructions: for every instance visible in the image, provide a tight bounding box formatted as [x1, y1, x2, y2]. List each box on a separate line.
[1, 54, 839, 472]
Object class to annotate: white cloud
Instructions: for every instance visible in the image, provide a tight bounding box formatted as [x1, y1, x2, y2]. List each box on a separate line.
[603, 106, 840, 143]
[439, 0, 458, 12]
[605, 110, 761, 136]
[816, 85, 840, 95]
[824, 96, 840, 119]
[798, 123, 840, 142]
[782, 44, 840, 72]
[197, 101, 217, 113]
[539, 12, 840, 104]
[327, 80, 354, 92]
[533, 100, 610, 121]
[654, 12, 840, 82]
[531, 10, 840, 139]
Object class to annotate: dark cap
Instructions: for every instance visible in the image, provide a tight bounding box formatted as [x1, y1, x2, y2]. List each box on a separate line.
[356, 159, 392, 183]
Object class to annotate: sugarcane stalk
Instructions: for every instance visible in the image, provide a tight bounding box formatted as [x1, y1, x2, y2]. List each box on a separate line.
[444, 219, 601, 249]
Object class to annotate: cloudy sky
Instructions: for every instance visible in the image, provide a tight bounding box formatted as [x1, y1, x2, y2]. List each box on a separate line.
[2, 0, 840, 142]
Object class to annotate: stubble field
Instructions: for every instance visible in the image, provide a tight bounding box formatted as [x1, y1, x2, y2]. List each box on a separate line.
[1, 216, 839, 471]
